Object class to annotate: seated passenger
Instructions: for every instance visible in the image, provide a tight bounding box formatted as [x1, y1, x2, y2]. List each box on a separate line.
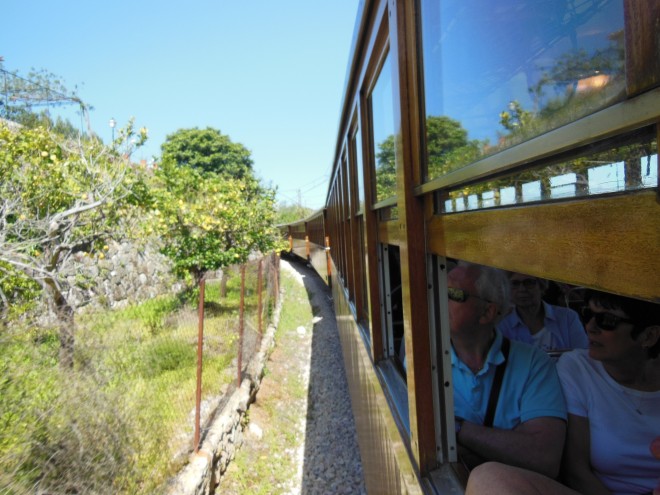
[448, 262, 567, 478]
[497, 272, 588, 353]
[466, 291, 660, 495]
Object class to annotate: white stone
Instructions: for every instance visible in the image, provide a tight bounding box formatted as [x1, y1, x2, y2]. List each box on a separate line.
[248, 421, 263, 440]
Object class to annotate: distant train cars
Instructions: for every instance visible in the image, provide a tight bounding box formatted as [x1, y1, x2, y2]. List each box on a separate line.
[283, 1, 659, 493]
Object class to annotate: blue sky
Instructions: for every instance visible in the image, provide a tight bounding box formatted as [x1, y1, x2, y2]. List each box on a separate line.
[1, 1, 358, 210]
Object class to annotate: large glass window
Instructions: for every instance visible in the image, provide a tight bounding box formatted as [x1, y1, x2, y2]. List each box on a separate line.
[420, 0, 625, 181]
[370, 52, 397, 203]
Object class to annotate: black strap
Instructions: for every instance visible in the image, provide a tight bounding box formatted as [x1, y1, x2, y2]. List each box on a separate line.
[484, 337, 510, 428]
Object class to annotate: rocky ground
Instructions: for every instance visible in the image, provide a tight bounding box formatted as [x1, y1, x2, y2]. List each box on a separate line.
[218, 258, 366, 495]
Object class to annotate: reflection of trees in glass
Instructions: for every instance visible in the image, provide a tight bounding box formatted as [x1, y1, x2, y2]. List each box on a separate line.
[375, 135, 397, 201]
[498, 30, 625, 149]
[375, 116, 484, 200]
[426, 116, 483, 179]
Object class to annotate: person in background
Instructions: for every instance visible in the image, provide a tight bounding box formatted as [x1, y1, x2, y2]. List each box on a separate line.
[466, 291, 660, 495]
[497, 272, 588, 354]
[448, 262, 566, 478]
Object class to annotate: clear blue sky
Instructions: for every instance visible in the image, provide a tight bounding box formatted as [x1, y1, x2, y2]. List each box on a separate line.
[1, 1, 358, 210]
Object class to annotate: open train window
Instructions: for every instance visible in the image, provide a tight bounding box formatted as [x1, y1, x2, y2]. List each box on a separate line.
[380, 244, 406, 375]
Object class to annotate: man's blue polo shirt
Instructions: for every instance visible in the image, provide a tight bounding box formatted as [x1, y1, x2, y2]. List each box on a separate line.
[451, 330, 567, 429]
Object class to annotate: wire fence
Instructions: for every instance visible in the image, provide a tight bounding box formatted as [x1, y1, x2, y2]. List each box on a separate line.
[0, 253, 281, 495]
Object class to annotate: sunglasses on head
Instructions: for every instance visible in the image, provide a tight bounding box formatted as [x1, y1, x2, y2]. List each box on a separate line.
[510, 278, 538, 289]
[581, 307, 635, 331]
[447, 287, 491, 304]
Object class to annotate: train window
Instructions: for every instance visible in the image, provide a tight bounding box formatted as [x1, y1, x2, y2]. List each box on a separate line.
[440, 126, 658, 213]
[380, 244, 406, 375]
[419, 0, 625, 182]
[369, 51, 397, 204]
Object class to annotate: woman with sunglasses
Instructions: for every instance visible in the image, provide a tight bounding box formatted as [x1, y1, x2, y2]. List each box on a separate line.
[466, 291, 660, 495]
[497, 272, 588, 355]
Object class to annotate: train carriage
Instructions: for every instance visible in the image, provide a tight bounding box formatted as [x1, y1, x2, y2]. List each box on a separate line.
[284, 1, 659, 493]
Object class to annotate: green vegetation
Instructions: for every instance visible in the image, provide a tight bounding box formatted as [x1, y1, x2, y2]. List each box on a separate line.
[0, 65, 284, 492]
[0, 272, 270, 494]
[220, 268, 313, 494]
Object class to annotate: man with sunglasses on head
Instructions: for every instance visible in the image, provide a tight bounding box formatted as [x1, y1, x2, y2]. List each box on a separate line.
[448, 261, 567, 479]
[464, 291, 660, 495]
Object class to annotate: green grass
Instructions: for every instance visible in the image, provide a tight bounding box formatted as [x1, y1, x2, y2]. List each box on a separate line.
[0, 262, 275, 495]
[220, 267, 314, 494]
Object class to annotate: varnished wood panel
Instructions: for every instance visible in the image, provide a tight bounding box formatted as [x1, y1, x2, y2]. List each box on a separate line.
[428, 192, 660, 302]
[625, 0, 660, 96]
[332, 263, 424, 495]
[390, 0, 437, 475]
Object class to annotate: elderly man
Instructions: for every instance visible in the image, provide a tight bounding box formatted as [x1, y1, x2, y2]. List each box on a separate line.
[449, 261, 567, 478]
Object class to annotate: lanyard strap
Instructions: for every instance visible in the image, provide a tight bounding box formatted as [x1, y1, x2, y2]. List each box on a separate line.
[484, 337, 510, 428]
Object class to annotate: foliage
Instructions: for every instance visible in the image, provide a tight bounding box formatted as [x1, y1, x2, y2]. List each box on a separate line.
[275, 202, 315, 225]
[151, 132, 284, 284]
[374, 116, 483, 196]
[160, 127, 254, 179]
[0, 119, 150, 366]
[0, 263, 273, 494]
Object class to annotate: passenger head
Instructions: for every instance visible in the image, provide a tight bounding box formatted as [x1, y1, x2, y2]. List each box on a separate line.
[449, 262, 510, 325]
[584, 290, 660, 359]
[508, 272, 547, 310]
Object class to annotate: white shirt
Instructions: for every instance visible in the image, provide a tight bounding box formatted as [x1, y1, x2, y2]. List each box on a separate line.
[557, 350, 660, 495]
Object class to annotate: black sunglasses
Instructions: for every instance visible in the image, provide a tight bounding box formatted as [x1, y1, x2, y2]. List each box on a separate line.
[581, 307, 635, 331]
[447, 287, 491, 304]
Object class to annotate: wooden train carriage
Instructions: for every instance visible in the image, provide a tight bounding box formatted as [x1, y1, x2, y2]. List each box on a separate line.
[283, 209, 330, 283]
[292, 0, 659, 493]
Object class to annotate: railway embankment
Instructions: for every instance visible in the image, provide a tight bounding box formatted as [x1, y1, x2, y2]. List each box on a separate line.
[219, 257, 366, 494]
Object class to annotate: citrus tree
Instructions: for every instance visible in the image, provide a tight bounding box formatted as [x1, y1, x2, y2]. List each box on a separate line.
[148, 157, 282, 285]
[0, 120, 149, 367]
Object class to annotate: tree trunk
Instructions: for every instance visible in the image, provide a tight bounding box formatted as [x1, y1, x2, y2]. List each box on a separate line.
[43, 277, 76, 369]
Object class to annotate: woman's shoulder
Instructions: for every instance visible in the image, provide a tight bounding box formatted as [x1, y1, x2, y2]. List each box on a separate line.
[557, 348, 592, 373]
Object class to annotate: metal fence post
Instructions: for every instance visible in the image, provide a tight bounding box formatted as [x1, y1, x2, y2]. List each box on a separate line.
[193, 277, 205, 453]
[237, 264, 246, 387]
[257, 258, 264, 338]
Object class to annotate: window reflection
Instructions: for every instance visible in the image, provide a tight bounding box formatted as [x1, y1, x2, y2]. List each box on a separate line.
[369, 52, 397, 203]
[420, 0, 625, 180]
[442, 129, 658, 213]
[353, 127, 365, 213]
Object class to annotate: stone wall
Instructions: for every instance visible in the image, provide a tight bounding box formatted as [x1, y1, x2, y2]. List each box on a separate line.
[34, 240, 185, 325]
[67, 240, 184, 311]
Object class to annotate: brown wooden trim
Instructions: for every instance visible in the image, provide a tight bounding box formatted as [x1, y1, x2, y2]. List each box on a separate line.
[428, 192, 660, 302]
[390, 0, 437, 475]
[624, 0, 660, 96]
[360, 0, 391, 363]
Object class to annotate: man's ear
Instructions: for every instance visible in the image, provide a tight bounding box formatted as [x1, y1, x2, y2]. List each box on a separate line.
[640, 325, 660, 350]
[478, 302, 499, 325]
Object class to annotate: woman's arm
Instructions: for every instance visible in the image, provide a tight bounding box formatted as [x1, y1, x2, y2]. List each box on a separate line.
[561, 414, 611, 495]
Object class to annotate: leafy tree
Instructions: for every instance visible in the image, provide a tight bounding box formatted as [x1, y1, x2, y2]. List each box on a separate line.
[160, 127, 254, 179]
[0, 120, 149, 368]
[275, 202, 315, 225]
[148, 159, 281, 284]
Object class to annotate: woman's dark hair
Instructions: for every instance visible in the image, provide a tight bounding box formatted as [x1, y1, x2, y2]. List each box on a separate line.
[585, 290, 660, 358]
